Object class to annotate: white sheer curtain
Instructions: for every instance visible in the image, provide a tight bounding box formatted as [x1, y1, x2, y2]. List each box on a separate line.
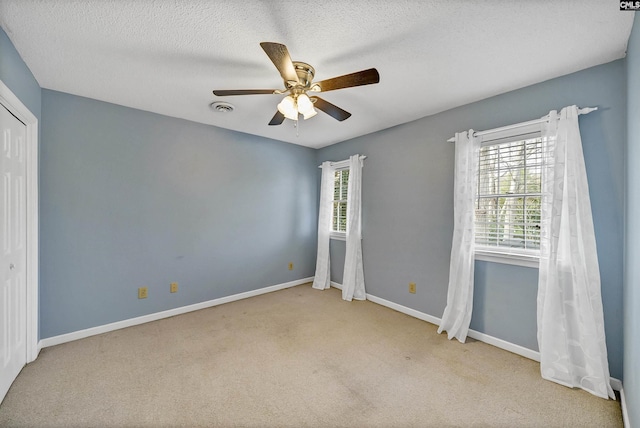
[538, 106, 614, 399]
[312, 161, 333, 290]
[342, 154, 366, 301]
[438, 130, 480, 342]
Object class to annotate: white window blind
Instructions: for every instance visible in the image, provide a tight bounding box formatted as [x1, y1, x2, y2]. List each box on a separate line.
[332, 168, 349, 233]
[475, 135, 542, 254]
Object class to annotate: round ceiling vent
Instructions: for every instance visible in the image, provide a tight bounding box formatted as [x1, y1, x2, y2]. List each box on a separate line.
[210, 102, 235, 113]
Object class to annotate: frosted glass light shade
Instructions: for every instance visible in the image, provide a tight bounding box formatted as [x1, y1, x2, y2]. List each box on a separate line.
[302, 109, 317, 120]
[297, 94, 317, 120]
[277, 96, 298, 120]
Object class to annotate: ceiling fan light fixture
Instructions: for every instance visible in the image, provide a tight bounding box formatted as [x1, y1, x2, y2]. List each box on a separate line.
[302, 109, 317, 120]
[297, 94, 317, 120]
[277, 95, 298, 121]
[212, 42, 380, 126]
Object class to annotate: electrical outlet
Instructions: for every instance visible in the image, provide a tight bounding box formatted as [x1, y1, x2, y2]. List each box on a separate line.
[288, 262, 294, 271]
[409, 282, 416, 294]
[170, 282, 178, 293]
[138, 287, 148, 299]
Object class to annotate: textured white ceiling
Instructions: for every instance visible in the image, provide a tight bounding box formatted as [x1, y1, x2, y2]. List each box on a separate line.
[0, 1, 634, 148]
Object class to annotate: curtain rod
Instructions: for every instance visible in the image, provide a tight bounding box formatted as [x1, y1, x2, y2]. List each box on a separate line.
[446, 107, 598, 143]
[317, 155, 366, 168]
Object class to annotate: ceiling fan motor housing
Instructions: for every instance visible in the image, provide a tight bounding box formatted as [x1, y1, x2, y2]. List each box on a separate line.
[291, 62, 315, 89]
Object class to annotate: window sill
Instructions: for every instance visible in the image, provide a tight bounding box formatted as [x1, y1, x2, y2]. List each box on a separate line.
[474, 248, 539, 268]
[330, 232, 346, 241]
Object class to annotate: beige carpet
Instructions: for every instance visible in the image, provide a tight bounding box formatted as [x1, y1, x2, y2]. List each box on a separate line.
[0, 284, 622, 427]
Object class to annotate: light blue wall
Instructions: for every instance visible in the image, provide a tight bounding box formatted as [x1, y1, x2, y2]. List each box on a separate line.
[329, 239, 346, 284]
[317, 60, 626, 379]
[472, 262, 538, 350]
[3, 26, 318, 340]
[40, 90, 318, 338]
[625, 12, 639, 427]
[0, 27, 40, 120]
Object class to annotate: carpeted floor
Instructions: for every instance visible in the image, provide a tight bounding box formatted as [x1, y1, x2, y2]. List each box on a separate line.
[0, 284, 623, 427]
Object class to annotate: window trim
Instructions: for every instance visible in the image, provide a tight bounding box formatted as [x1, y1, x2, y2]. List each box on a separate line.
[474, 127, 543, 268]
[330, 163, 349, 240]
[475, 247, 539, 268]
[324, 157, 368, 241]
[329, 159, 351, 169]
[320, 156, 366, 241]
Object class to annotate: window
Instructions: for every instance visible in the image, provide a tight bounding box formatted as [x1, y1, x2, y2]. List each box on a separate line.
[331, 168, 349, 237]
[474, 134, 542, 266]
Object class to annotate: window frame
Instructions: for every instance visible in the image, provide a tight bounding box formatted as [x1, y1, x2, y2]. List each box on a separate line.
[474, 127, 543, 268]
[330, 159, 350, 241]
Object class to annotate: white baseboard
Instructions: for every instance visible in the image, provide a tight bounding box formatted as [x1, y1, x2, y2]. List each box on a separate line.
[39, 277, 313, 349]
[466, 328, 540, 362]
[361, 290, 624, 394]
[620, 387, 630, 428]
[610, 377, 623, 392]
[38, 276, 626, 404]
[365, 293, 442, 326]
[365, 293, 537, 358]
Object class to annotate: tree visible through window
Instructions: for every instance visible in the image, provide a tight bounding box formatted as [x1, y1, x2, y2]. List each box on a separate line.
[332, 168, 349, 233]
[475, 137, 542, 252]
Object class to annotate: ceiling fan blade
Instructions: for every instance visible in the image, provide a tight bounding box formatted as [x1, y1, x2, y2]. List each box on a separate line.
[213, 89, 276, 96]
[268, 111, 285, 126]
[260, 42, 300, 84]
[311, 97, 352, 121]
[315, 68, 380, 92]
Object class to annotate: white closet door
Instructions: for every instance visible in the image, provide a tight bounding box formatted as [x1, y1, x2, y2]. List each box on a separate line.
[0, 103, 27, 403]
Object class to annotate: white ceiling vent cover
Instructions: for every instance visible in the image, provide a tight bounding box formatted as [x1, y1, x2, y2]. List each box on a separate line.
[210, 102, 235, 113]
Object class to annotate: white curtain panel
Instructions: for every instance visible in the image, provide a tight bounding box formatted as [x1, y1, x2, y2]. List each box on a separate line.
[312, 161, 333, 291]
[342, 154, 366, 301]
[538, 106, 614, 399]
[438, 130, 480, 343]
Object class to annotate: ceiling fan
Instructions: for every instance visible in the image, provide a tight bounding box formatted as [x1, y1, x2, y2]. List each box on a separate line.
[212, 42, 380, 126]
